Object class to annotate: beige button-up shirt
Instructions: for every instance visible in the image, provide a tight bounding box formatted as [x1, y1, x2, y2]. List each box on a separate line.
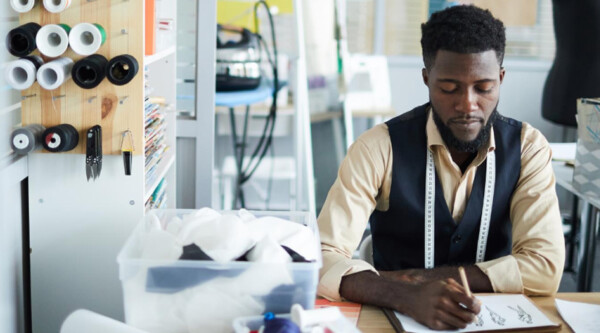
[317, 110, 565, 300]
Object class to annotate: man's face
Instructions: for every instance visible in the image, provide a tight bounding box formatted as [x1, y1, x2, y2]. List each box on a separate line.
[422, 50, 504, 151]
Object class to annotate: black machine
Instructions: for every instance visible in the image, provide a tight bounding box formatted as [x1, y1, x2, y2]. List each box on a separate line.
[216, 1, 281, 209]
[216, 24, 262, 92]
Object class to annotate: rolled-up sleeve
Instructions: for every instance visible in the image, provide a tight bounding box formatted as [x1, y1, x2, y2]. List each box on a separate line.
[317, 125, 392, 300]
[477, 123, 565, 295]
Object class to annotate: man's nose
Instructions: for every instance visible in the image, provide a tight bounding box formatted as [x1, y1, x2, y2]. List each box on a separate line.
[455, 89, 478, 113]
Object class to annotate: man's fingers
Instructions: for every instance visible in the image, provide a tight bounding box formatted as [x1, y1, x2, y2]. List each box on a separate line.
[433, 308, 473, 329]
[438, 294, 477, 324]
[444, 279, 481, 314]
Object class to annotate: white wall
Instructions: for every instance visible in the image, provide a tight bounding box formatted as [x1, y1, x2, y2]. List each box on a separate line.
[1, 3, 27, 332]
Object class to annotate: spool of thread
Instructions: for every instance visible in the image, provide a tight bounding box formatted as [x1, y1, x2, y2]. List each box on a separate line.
[42, 124, 79, 152]
[42, 0, 71, 13]
[106, 55, 139, 86]
[72, 54, 108, 89]
[36, 24, 70, 57]
[10, 0, 37, 13]
[11, 124, 45, 155]
[6, 22, 41, 57]
[37, 57, 74, 90]
[60, 309, 149, 333]
[4, 55, 44, 90]
[69, 23, 106, 56]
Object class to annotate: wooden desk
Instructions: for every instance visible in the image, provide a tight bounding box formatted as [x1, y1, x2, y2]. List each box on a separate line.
[356, 293, 600, 332]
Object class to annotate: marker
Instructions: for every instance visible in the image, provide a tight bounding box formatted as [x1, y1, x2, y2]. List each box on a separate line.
[459, 266, 472, 298]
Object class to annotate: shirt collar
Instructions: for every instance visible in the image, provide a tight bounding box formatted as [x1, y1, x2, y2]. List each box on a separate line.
[426, 107, 496, 153]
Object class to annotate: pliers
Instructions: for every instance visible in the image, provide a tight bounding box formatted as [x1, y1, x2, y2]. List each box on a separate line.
[86, 125, 102, 181]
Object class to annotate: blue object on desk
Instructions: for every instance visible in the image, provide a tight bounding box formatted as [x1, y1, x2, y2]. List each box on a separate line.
[215, 81, 274, 107]
[215, 80, 286, 108]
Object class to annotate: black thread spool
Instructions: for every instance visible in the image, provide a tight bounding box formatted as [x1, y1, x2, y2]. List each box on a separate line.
[42, 124, 79, 152]
[72, 54, 108, 89]
[106, 54, 139, 86]
[6, 22, 41, 57]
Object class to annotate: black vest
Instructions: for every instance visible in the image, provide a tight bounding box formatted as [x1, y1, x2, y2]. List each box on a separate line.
[370, 104, 522, 270]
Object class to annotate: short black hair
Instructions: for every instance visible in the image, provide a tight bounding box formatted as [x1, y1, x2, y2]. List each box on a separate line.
[420, 5, 506, 70]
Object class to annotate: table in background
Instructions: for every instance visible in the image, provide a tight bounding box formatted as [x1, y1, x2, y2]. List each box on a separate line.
[356, 292, 600, 333]
[553, 161, 600, 291]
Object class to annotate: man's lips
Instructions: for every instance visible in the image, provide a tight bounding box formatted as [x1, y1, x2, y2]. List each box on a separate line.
[449, 118, 483, 125]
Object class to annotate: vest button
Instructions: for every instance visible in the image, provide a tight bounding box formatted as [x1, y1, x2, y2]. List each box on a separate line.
[453, 234, 462, 244]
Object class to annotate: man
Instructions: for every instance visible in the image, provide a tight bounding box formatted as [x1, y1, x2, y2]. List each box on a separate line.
[317, 5, 565, 330]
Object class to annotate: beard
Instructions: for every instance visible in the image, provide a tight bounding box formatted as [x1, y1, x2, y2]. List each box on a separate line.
[432, 106, 499, 153]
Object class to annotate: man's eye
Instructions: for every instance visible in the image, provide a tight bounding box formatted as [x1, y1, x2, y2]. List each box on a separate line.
[476, 84, 494, 93]
[439, 85, 457, 93]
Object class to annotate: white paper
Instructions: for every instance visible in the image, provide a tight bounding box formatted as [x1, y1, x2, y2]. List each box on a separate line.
[394, 295, 558, 333]
[549, 142, 577, 162]
[555, 299, 600, 333]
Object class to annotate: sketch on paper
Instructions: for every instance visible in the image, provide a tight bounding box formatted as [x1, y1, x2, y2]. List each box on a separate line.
[474, 313, 484, 327]
[486, 306, 506, 326]
[508, 305, 533, 324]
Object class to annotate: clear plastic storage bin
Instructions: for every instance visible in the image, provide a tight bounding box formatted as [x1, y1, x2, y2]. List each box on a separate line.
[117, 209, 321, 333]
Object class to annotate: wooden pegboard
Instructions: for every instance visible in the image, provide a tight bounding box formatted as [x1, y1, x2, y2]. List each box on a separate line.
[19, 0, 144, 155]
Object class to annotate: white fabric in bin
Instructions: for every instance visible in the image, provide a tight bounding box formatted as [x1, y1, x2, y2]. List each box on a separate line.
[124, 209, 317, 332]
[247, 235, 292, 263]
[246, 216, 319, 261]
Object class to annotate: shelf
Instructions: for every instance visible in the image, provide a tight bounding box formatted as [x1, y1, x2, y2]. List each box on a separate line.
[310, 111, 342, 123]
[144, 46, 176, 66]
[144, 148, 175, 202]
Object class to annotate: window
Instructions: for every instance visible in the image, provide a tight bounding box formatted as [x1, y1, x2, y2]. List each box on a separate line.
[345, 0, 556, 60]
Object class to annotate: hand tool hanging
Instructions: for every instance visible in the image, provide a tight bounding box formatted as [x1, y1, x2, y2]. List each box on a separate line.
[85, 125, 102, 181]
[121, 130, 134, 176]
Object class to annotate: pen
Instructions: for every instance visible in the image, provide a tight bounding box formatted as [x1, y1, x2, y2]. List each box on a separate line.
[458, 266, 472, 298]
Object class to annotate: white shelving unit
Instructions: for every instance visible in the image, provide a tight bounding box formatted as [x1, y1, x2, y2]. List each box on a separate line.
[28, 1, 178, 331]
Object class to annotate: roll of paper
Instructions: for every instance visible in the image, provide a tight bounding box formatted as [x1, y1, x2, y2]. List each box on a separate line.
[36, 24, 70, 57]
[10, 0, 37, 12]
[60, 309, 149, 333]
[69, 23, 106, 56]
[6, 22, 41, 57]
[11, 124, 45, 155]
[4, 56, 43, 90]
[37, 57, 73, 90]
[42, 0, 71, 13]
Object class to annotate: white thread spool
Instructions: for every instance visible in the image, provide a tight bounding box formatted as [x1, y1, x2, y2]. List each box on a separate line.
[36, 24, 70, 57]
[291, 304, 342, 329]
[42, 0, 71, 13]
[69, 23, 106, 56]
[4, 56, 43, 90]
[60, 309, 149, 333]
[10, 0, 37, 12]
[36, 57, 73, 90]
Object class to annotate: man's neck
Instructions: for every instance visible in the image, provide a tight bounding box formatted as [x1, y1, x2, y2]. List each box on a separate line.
[449, 149, 477, 173]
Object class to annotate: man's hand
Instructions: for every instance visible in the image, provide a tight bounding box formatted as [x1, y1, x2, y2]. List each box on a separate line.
[401, 278, 481, 330]
[340, 270, 483, 330]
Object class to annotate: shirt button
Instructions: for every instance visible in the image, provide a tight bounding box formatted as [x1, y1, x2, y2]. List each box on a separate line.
[453, 235, 462, 244]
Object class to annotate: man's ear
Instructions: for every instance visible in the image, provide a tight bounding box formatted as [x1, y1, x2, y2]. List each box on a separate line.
[499, 67, 505, 84]
[422, 68, 429, 86]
